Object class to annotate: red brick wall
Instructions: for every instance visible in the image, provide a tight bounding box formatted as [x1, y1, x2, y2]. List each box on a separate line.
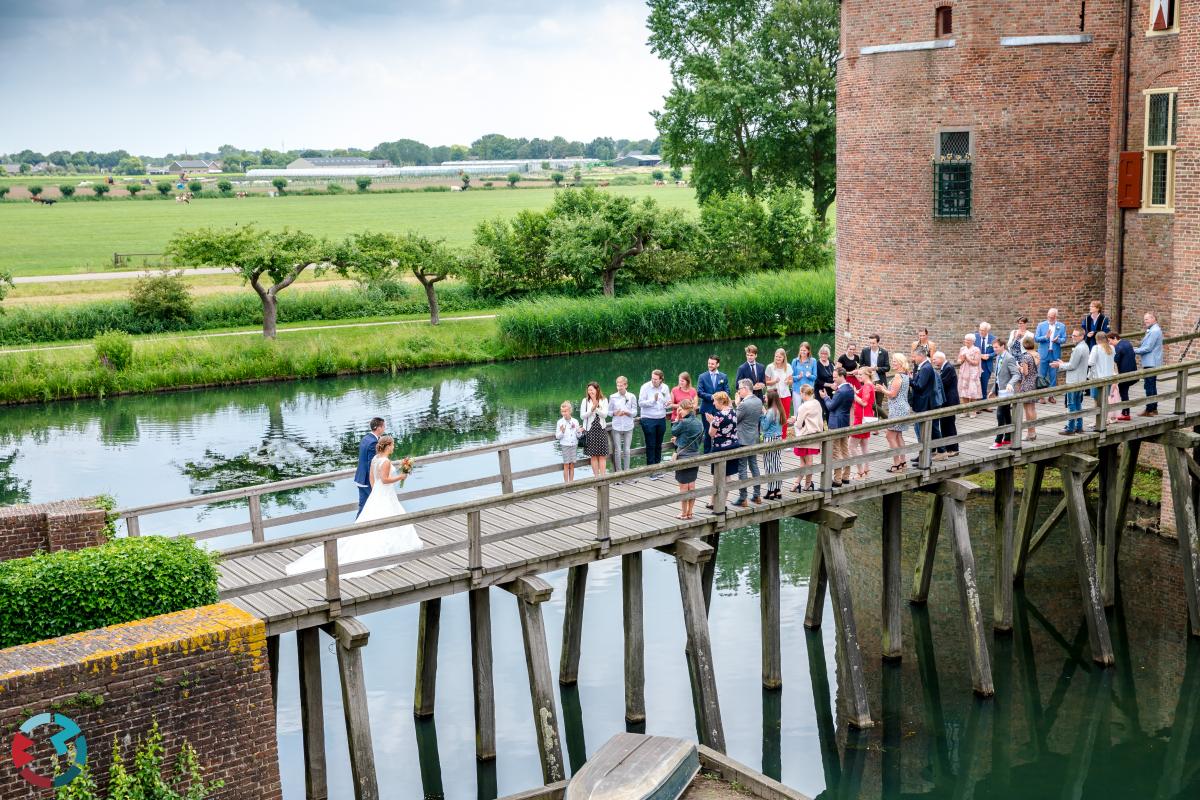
[836, 1, 1121, 352]
[0, 603, 280, 800]
[0, 498, 109, 562]
[1171, 1, 1199, 344]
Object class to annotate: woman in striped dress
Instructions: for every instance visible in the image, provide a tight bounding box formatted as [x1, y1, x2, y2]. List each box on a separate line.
[760, 389, 785, 500]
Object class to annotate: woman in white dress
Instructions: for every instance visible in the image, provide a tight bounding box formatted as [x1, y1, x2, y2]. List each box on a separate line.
[287, 435, 422, 579]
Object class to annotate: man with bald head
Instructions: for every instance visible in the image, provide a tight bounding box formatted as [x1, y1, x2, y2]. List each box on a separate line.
[1035, 308, 1067, 403]
[1134, 311, 1163, 416]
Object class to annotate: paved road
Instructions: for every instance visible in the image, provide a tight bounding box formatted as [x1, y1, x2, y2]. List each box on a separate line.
[12, 267, 234, 284]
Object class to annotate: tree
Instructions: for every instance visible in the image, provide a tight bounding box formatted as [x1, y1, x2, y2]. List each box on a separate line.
[370, 138, 433, 166]
[471, 133, 520, 160]
[585, 137, 617, 160]
[338, 232, 456, 325]
[0, 187, 9, 199]
[187, 179, 202, 193]
[460, 173, 471, 190]
[92, 184, 110, 197]
[156, 181, 173, 196]
[573, 168, 582, 185]
[129, 269, 194, 328]
[506, 172, 521, 188]
[59, 184, 76, 197]
[551, 172, 565, 186]
[647, 0, 839, 217]
[27, 185, 43, 197]
[0, 270, 12, 306]
[670, 166, 684, 182]
[126, 183, 143, 195]
[166, 226, 330, 338]
[271, 177, 287, 194]
[698, 191, 770, 273]
[467, 211, 555, 296]
[355, 176, 372, 192]
[217, 179, 233, 194]
[652, 169, 665, 181]
[116, 156, 145, 175]
[18, 163, 30, 174]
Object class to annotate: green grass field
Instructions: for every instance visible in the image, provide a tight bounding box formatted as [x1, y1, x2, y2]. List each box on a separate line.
[0, 185, 699, 276]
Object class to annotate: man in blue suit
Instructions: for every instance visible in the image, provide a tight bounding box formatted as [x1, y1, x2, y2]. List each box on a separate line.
[354, 417, 386, 516]
[1035, 308, 1067, 402]
[909, 346, 941, 462]
[697, 354, 729, 452]
[974, 321, 996, 400]
[1110, 331, 1137, 422]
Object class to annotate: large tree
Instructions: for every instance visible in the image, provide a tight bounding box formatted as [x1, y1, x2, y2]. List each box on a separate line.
[337, 232, 456, 325]
[167, 226, 330, 338]
[647, 0, 839, 219]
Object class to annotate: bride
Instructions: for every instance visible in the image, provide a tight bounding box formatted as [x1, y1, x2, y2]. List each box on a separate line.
[287, 435, 422, 579]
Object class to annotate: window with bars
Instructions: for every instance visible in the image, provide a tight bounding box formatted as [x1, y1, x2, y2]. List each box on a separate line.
[934, 131, 972, 218]
[1143, 89, 1178, 211]
[935, 6, 953, 37]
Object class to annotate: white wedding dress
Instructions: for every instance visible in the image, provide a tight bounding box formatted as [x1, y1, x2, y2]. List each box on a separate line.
[287, 456, 422, 579]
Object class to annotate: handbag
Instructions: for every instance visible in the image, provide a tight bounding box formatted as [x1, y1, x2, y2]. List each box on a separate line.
[1035, 375, 1050, 390]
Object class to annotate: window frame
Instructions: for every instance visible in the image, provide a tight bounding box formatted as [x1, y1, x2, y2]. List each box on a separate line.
[1146, 0, 1179, 37]
[935, 5, 953, 38]
[1141, 88, 1178, 213]
[933, 127, 973, 219]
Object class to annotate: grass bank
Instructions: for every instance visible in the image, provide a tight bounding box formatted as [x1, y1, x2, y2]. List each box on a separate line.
[0, 270, 834, 404]
[964, 465, 1164, 506]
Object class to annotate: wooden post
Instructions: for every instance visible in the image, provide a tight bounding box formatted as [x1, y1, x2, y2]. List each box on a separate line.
[1096, 444, 1120, 607]
[125, 515, 140, 536]
[1096, 383, 1109, 432]
[297, 627, 328, 800]
[1175, 366, 1189, 416]
[911, 492, 943, 604]
[468, 588, 496, 761]
[1104, 439, 1142, 604]
[911, 606, 952, 782]
[324, 539, 342, 618]
[760, 519, 782, 688]
[993, 466, 1016, 632]
[712, 460, 727, 515]
[413, 599, 441, 718]
[559, 565, 588, 685]
[881, 661, 902, 798]
[267, 634, 279, 709]
[324, 617, 378, 800]
[701, 534, 720, 614]
[675, 538, 727, 751]
[595, 484, 610, 548]
[821, 438, 833, 499]
[1161, 433, 1200, 635]
[507, 576, 565, 784]
[919, 416, 934, 471]
[1013, 461, 1046, 582]
[804, 629, 842, 790]
[881, 493, 903, 659]
[468, 510, 482, 586]
[498, 448, 514, 494]
[621, 553, 645, 723]
[810, 507, 873, 728]
[804, 529, 827, 629]
[413, 717, 445, 800]
[945, 489, 995, 696]
[1059, 454, 1116, 665]
[249, 494, 265, 543]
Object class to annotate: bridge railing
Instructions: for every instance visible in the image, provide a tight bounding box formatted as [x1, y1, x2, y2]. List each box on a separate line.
[209, 349, 1200, 610]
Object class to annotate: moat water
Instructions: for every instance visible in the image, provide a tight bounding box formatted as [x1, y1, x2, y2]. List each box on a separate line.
[1, 338, 1196, 799]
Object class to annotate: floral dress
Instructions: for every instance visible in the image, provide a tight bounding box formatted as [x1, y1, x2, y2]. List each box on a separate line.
[887, 374, 911, 433]
[957, 345, 983, 401]
[1015, 351, 1039, 394]
[708, 408, 740, 475]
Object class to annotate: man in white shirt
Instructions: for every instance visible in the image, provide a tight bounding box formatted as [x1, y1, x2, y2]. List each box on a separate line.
[638, 369, 670, 478]
[609, 376, 639, 474]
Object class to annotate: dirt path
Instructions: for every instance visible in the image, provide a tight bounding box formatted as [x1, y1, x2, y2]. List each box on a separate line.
[12, 267, 234, 284]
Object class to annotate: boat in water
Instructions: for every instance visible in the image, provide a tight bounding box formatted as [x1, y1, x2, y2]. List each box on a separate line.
[564, 733, 699, 800]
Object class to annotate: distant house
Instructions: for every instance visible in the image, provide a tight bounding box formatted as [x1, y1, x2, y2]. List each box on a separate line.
[0, 163, 20, 175]
[169, 159, 222, 173]
[286, 157, 391, 169]
[147, 164, 173, 175]
[613, 152, 662, 168]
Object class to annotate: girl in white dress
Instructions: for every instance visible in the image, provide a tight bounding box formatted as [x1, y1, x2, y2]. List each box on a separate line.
[287, 435, 422, 579]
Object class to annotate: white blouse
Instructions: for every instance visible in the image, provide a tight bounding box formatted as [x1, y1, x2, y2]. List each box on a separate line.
[580, 397, 610, 430]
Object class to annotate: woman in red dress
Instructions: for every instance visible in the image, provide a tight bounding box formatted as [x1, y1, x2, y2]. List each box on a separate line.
[849, 367, 877, 479]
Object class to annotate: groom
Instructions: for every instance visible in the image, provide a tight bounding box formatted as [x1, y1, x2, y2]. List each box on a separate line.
[355, 417, 386, 515]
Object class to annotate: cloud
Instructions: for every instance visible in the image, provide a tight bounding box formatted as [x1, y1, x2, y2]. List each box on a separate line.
[0, 0, 670, 154]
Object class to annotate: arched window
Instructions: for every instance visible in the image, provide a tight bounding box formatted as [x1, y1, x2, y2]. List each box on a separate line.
[935, 6, 953, 37]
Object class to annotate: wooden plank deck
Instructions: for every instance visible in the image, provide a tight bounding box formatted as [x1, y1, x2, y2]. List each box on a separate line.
[218, 375, 1200, 636]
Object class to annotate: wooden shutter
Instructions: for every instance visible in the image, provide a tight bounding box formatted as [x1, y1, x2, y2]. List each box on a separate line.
[1118, 151, 1143, 209]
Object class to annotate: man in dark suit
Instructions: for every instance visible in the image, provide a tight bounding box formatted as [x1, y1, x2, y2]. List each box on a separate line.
[1110, 331, 1136, 422]
[933, 351, 960, 459]
[974, 322, 996, 400]
[735, 344, 767, 399]
[354, 417, 386, 516]
[910, 346, 940, 461]
[861, 334, 890, 384]
[697, 355, 729, 452]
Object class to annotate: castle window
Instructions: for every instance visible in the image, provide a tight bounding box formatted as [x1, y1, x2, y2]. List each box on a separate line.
[934, 130, 971, 218]
[1148, 0, 1178, 35]
[1142, 89, 1177, 212]
[936, 6, 953, 37]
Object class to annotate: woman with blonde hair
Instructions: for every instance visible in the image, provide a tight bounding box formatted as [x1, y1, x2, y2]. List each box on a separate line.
[1088, 330, 1116, 408]
[1016, 334, 1040, 440]
[789, 384, 824, 492]
[765, 347, 793, 437]
[957, 333, 983, 414]
[884, 354, 912, 472]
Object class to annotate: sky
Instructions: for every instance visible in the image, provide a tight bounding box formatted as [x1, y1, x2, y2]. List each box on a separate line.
[0, 0, 672, 156]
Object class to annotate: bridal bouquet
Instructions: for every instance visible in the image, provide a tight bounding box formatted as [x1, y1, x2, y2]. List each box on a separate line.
[397, 457, 415, 476]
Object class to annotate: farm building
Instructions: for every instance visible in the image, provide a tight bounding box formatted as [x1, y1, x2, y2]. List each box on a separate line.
[248, 163, 527, 179]
[167, 159, 222, 173]
[613, 152, 662, 167]
[287, 156, 392, 169]
[439, 158, 601, 170]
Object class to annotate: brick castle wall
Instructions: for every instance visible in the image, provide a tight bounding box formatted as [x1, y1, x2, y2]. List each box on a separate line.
[0, 603, 281, 800]
[0, 498, 109, 562]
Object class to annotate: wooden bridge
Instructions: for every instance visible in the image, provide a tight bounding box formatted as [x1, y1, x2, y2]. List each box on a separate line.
[114, 333, 1200, 800]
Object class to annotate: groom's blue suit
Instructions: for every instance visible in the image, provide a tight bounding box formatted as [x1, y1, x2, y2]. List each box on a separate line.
[354, 431, 379, 516]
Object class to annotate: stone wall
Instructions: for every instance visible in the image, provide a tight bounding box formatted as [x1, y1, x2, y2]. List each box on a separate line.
[0, 498, 109, 562]
[0, 603, 280, 800]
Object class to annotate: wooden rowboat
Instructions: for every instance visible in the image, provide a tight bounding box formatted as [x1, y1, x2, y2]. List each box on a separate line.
[565, 733, 699, 800]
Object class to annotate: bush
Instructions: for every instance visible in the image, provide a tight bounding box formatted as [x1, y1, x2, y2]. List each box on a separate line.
[670, 166, 684, 182]
[424, 185, 450, 192]
[0, 187, 8, 199]
[129, 270, 193, 327]
[498, 268, 834, 352]
[551, 172, 564, 186]
[326, 182, 345, 194]
[187, 179, 202, 193]
[156, 180, 173, 196]
[217, 179, 233, 194]
[507, 172, 521, 187]
[93, 330, 134, 370]
[92, 183, 110, 197]
[356, 176, 372, 192]
[126, 183, 143, 195]
[28, 184, 43, 197]
[272, 177, 287, 193]
[483, 181, 493, 188]
[652, 169, 665, 181]
[0, 536, 219, 649]
[59, 183, 76, 197]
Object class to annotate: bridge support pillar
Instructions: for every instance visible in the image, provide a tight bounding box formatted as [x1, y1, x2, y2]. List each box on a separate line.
[1096, 445, 1120, 606]
[323, 617, 379, 800]
[267, 633, 280, 709]
[1013, 462, 1046, 582]
[1158, 431, 1200, 636]
[298, 627, 328, 800]
[912, 480, 994, 696]
[1100, 440, 1142, 606]
[760, 519, 782, 688]
[993, 467, 1016, 632]
[622, 553, 646, 722]
[1058, 453, 1115, 665]
[799, 507, 873, 727]
[413, 599, 441, 718]
[881, 494, 903, 659]
[559, 564, 588, 685]
[675, 537, 728, 749]
[507, 576, 565, 783]
[469, 588, 496, 761]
